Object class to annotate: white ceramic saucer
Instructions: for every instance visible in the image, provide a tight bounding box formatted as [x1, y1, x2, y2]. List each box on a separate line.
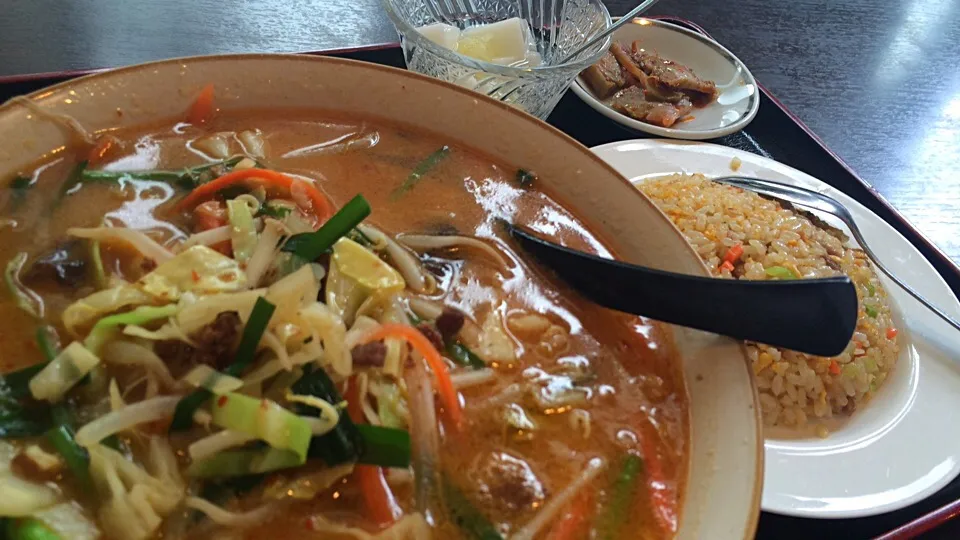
[592, 138, 960, 518]
[571, 18, 759, 140]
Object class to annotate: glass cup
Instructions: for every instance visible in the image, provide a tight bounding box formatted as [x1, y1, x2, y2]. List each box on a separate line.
[381, 0, 612, 119]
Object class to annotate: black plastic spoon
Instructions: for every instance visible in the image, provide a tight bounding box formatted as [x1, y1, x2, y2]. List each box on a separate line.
[504, 222, 858, 357]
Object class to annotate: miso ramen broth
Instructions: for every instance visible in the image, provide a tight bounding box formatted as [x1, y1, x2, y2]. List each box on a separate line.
[0, 107, 688, 540]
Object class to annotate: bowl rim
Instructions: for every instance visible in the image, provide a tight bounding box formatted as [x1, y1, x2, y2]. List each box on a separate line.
[0, 52, 763, 539]
[570, 17, 761, 140]
[379, 0, 613, 76]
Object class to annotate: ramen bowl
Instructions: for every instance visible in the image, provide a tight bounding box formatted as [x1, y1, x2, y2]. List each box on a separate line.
[0, 54, 761, 539]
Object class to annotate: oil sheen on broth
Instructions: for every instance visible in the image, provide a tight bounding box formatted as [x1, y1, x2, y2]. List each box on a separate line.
[0, 110, 688, 540]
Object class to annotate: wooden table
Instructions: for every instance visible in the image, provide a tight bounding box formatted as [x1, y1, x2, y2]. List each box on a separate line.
[2, 0, 960, 537]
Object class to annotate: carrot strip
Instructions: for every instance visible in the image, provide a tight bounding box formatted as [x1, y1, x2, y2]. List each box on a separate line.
[886, 327, 898, 340]
[719, 260, 734, 272]
[176, 168, 332, 221]
[723, 243, 744, 264]
[187, 83, 216, 125]
[545, 489, 594, 540]
[362, 323, 462, 429]
[345, 378, 402, 526]
[636, 419, 677, 536]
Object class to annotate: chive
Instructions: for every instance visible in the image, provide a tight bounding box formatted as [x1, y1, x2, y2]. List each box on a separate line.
[356, 425, 411, 468]
[9, 176, 31, 190]
[446, 341, 486, 370]
[764, 265, 797, 279]
[515, 169, 537, 188]
[56, 161, 88, 202]
[444, 477, 504, 540]
[170, 297, 276, 431]
[599, 454, 642, 540]
[294, 366, 361, 466]
[45, 423, 91, 489]
[865, 305, 879, 318]
[390, 146, 450, 200]
[36, 326, 58, 363]
[281, 194, 371, 261]
[80, 156, 243, 187]
[5, 517, 63, 540]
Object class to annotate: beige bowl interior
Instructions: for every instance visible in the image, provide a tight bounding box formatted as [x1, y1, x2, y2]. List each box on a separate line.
[0, 54, 762, 539]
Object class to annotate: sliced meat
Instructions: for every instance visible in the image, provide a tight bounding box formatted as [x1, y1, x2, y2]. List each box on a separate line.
[351, 341, 387, 368]
[416, 323, 444, 352]
[435, 307, 465, 341]
[610, 86, 691, 128]
[609, 41, 647, 85]
[632, 42, 718, 106]
[580, 51, 626, 99]
[155, 311, 242, 374]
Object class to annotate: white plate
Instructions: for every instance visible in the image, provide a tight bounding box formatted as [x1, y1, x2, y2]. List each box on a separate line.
[571, 19, 759, 140]
[592, 138, 960, 518]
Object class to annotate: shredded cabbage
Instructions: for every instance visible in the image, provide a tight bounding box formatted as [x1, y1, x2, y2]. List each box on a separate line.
[299, 303, 350, 376]
[63, 286, 154, 336]
[332, 237, 405, 293]
[29, 341, 101, 402]
[177, 288, 266, 335]
[139, 245, 247, 301]
[181, 365, 244, 395]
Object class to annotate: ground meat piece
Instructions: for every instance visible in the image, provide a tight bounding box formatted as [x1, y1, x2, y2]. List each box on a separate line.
[416, 323, 444, 351]
[435, 307, 465, 340]
[473, 451, 546, 515]
[351, 341, 387, 368]
[155, 311, 241, 374]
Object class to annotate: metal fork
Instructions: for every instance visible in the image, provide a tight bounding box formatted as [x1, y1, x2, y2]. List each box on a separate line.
[713, 176, 960, 334]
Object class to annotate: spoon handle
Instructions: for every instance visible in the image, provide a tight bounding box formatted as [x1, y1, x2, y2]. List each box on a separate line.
[560, 0, 661, 63]
[507, 224, 858, 357]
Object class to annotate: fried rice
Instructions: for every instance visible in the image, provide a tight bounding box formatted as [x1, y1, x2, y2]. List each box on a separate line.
[639, 174, 900, 436]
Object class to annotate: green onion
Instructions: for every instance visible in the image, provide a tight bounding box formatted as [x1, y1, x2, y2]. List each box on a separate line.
[170, 297, 276, 431]
[34, 330, 91, 488]
[84, 304, 177, 352]
[80, 156, 243, 188]
[444, 477, 504, 540]
[865, 305, 879, 318]
[598, 454, 642, 540]
[865, 283, 876, 296]
[56, 161, 88, 202]
[764, 265, 797, 279]
[4, 517, 63, 540]
[356, 425, 411, 468]
[211, 393, 312, 461]
[446, 341, 486, 370]
[293, 367, 361, 466]
[515, 169, 537, 188]
[282, 194, 371, 261]
[390, 146, 450, 200]
[0, 396, 49, 438]
[187, 447, 302, 478]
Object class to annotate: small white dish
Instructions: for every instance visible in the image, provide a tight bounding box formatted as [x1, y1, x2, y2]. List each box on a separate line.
[592, 138, 960, 518]
[571, 18, 759, 140]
